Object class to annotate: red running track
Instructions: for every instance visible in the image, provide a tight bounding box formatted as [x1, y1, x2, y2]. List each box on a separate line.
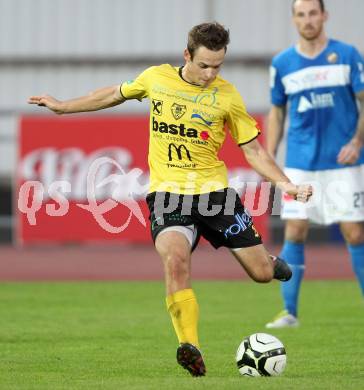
[0, 244, 354, 281]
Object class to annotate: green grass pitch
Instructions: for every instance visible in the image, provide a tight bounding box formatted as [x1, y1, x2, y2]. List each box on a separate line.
[0, 280, 362, 389]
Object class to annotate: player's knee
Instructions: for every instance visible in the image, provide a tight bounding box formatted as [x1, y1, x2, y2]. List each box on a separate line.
[251, 262, 274, 283]
[163, 251, 189, 278]
[285, 221, 308, 242]
[342, 228, 364, 245]
[285, 229, 307, 244]
[156, 233, 190, 261]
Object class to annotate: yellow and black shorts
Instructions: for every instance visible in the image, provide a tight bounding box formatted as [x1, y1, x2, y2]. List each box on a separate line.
[146, 188, 262, 251]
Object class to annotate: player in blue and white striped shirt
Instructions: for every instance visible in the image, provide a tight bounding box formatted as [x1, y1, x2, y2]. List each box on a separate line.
[266, 0, 364, 328]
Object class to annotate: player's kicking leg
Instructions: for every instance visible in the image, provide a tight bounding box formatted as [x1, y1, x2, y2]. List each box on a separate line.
[231, 245, 296, 328]
[230, 244, 292, 283]
[270, 255, 292, 281]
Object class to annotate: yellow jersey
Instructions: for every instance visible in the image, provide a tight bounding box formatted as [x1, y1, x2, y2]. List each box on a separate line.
[120, 64, 259, 195]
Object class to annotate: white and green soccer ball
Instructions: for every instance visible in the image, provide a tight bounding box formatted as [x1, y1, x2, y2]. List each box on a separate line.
[236, 333, 287, 377]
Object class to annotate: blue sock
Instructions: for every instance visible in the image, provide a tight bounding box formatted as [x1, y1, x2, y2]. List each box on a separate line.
[279, 241, 305, 317]
[347, 243, 364, 295]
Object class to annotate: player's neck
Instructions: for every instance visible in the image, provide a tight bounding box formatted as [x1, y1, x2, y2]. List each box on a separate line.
[181, 65, 198, 86]
[297, 34, 328, 58]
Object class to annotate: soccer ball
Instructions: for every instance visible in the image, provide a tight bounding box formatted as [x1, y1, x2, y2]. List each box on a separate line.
[236, 333, 286, 377]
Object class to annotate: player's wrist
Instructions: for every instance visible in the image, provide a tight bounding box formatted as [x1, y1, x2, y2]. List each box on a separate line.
[56, 101, 66, 114]
[350, 137, 363, 149]
[276, 181, 296, 194]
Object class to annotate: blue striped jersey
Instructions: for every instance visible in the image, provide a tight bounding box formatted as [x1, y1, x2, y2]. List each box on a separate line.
[270, 39, 364, 170]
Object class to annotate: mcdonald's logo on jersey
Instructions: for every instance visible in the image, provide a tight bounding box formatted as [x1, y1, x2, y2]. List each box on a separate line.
[168, 143, 192, 161]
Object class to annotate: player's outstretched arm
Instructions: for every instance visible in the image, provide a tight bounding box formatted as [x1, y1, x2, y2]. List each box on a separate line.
[28, 85, 125, 114]
[240, 139, 312, 202]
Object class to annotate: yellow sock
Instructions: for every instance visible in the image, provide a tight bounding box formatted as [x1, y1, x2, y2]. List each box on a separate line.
[166, 288, 200, 348]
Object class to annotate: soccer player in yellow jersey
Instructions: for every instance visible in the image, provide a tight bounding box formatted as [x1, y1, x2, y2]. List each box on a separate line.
[28, 22, 312, 377]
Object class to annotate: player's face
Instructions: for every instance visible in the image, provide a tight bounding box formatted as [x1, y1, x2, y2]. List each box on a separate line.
[292, 0, 327, 41]
[183, 46, 225, 87]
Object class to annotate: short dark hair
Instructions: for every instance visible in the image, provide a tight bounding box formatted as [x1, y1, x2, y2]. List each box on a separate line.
[187, 22, 230, 59]
[292, 0, 325, 13]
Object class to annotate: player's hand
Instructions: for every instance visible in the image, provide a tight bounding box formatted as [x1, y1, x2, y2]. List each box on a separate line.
[293, 184, 313, 203]
[337, 139, 362, 165]
[28, 94, 64, 114]
[280, 183, 313, 203]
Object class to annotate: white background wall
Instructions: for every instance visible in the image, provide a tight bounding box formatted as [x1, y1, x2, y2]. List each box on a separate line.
[2, 0, 363, 58]
[1, 0, 363, 180]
